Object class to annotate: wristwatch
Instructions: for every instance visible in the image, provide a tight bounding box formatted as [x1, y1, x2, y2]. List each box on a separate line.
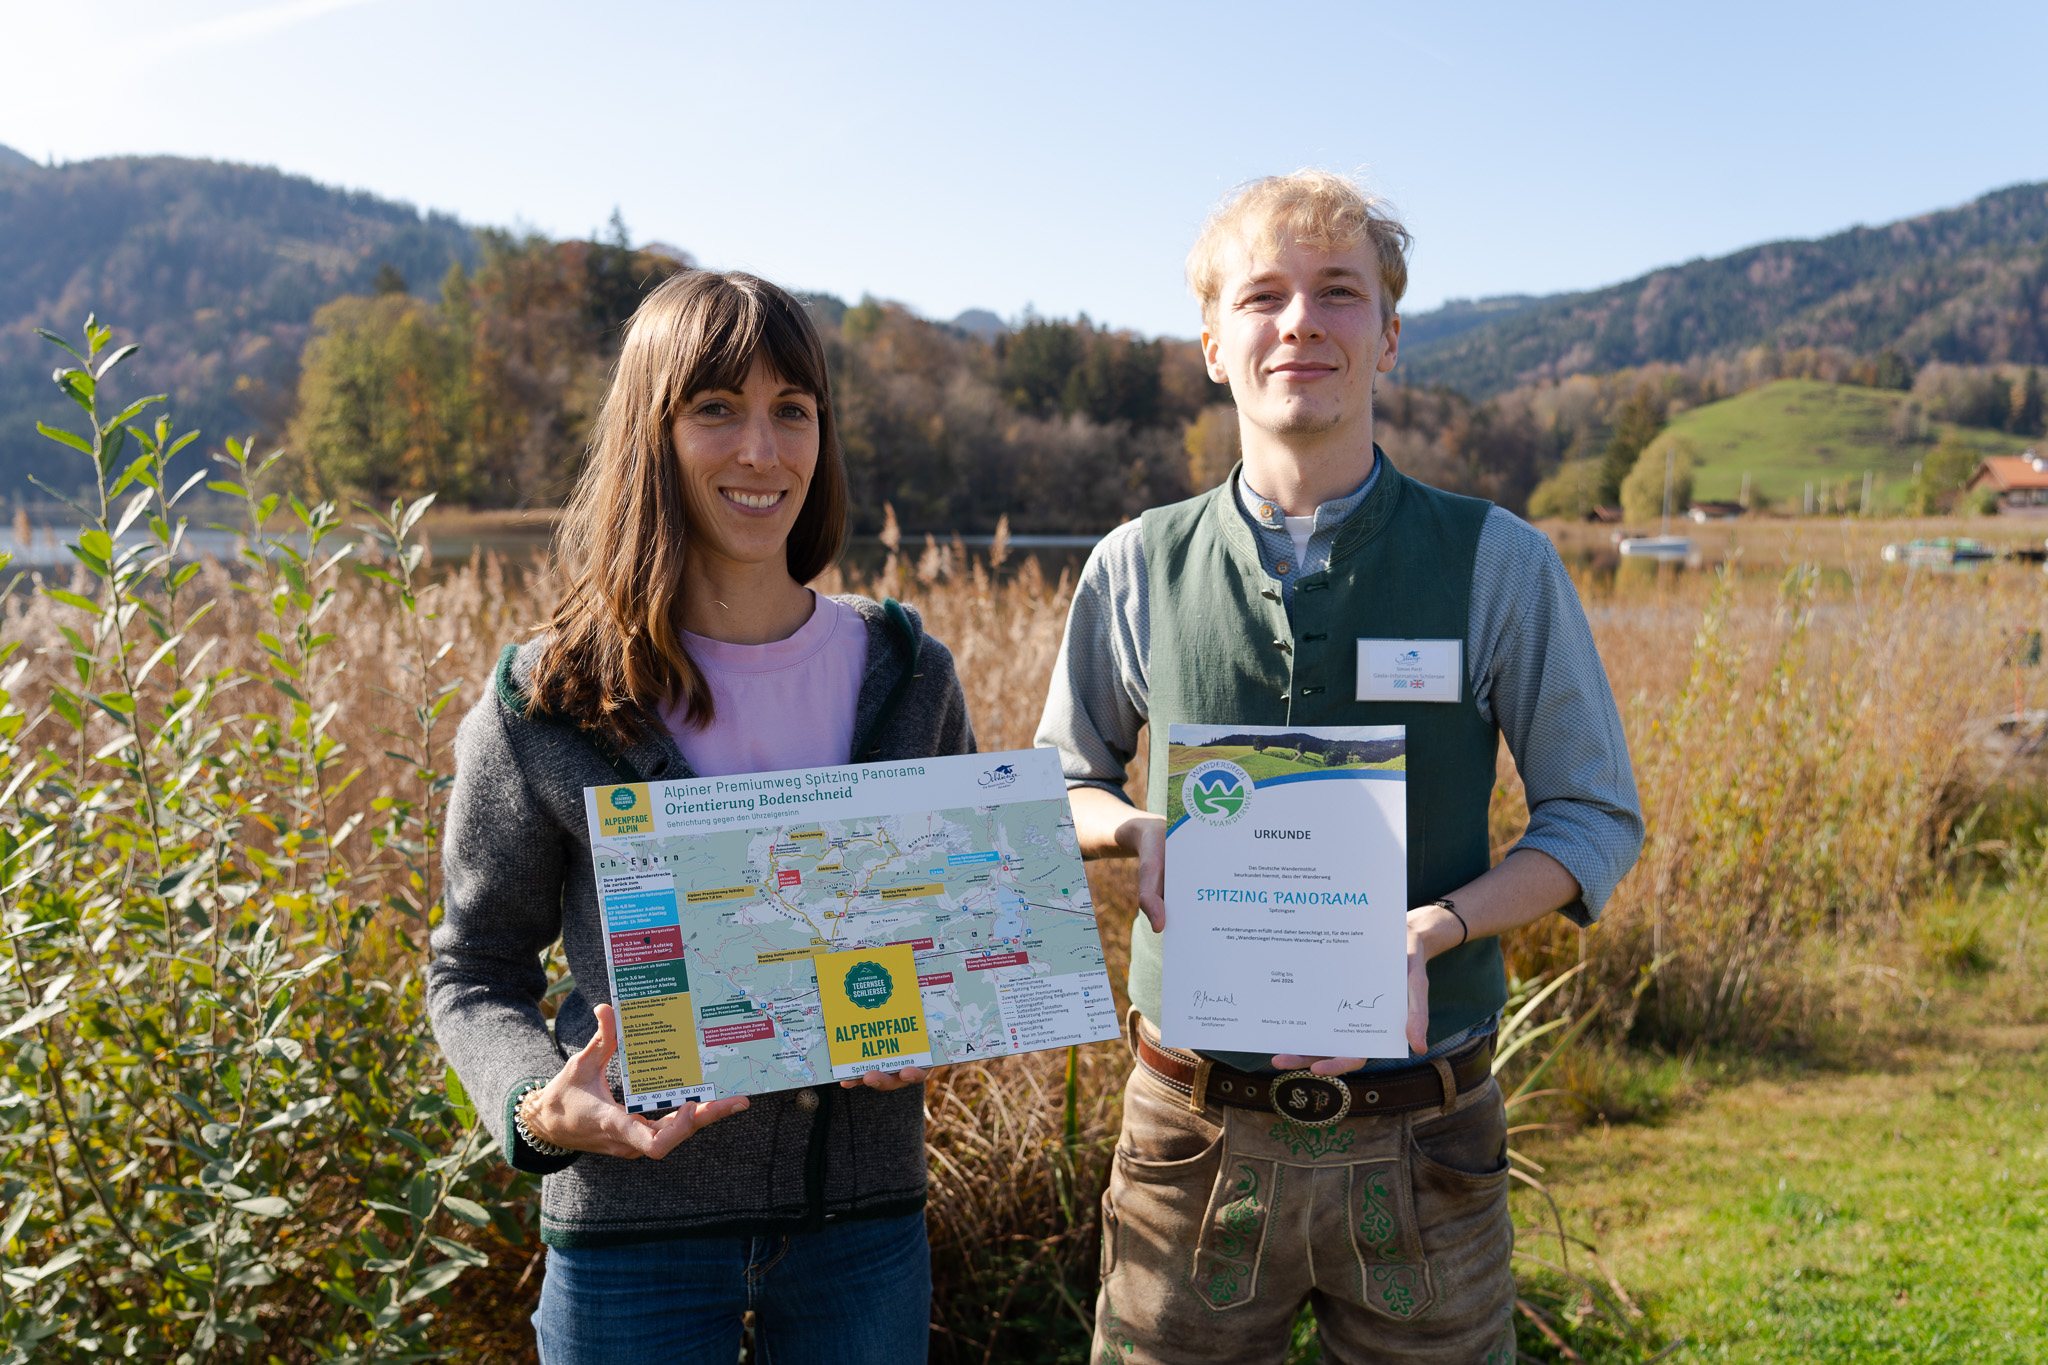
[513, 1082, 571, 1158]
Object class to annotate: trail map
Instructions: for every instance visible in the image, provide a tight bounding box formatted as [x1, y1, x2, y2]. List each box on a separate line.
[582, 749, 1118, 1111]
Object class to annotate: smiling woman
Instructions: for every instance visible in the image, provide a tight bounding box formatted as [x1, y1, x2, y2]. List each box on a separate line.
[427, 269, 975, 1363]
[529, 271, 849, 740]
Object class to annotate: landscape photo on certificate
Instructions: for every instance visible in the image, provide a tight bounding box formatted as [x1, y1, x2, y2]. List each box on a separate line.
[1163, 727, 1407, 827]
[1160, 723, 1410, 1058]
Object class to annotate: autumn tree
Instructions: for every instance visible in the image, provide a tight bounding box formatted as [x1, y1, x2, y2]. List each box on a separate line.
[996, 316, 1170, 427]
[1000, 317, 1085, 416]
[1872, 348, 1914, 391]
[1620, 433, 1697, 524]
[290, 229, 684, 505]
[1526, 459, 1604, 520]
[1183, 404, 1239, 492]
[290, 293, 468, 502]
[2012, 367, 2044, 437]
[1596, 382, 1668, 506]
[584, 209, 663, 348]
[1907, 433, 1983, 514]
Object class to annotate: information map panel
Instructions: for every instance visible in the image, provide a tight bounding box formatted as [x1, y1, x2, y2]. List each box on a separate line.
[581, 749, 1118, 1111]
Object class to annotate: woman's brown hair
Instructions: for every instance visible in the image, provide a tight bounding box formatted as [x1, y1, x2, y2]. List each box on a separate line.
[527, 270, 847, 746]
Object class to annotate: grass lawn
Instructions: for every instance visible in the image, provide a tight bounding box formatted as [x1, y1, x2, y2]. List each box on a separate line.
[1512, 1025, 2048, 1362]
[1667, 379, 2035, 509]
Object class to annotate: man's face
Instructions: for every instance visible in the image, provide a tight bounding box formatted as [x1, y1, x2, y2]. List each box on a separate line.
[1201, 234, 1399, 441]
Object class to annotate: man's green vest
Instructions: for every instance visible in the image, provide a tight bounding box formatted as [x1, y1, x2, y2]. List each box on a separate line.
[1131, 454, 1503, 1071]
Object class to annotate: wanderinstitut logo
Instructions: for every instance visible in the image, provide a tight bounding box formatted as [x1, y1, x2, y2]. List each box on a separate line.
[1182, 759, 1253, 827]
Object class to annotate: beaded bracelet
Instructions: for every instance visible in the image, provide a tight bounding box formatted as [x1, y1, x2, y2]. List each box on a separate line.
[513, 1082, 571, 1158]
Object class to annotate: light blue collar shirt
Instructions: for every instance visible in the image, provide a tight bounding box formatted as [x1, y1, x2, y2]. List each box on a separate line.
[1231, 453, 1382, 615]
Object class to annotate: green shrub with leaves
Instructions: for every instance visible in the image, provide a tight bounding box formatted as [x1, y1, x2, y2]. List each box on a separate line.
[0, 319, 525, 1362]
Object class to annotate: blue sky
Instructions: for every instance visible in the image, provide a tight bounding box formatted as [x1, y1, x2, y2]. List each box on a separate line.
[4, 1, 2046, 338]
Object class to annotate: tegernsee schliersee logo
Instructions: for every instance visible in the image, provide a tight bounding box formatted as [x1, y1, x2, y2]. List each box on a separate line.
[843, 959, 895, 1011]
[1183, 759, 1253, 826]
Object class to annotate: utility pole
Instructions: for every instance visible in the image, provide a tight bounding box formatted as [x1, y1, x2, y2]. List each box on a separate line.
[1661, 440, 1675, 536]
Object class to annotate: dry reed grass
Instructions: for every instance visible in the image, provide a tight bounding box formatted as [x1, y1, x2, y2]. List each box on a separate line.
[1515, 552, 2033, 1051]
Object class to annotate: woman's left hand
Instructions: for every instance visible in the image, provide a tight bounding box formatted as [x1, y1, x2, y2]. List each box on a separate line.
[840, 1066, 939, 1092]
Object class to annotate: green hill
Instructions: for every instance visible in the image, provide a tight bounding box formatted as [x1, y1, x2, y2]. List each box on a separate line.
[1401, 182, 2048, 398]
[1667, 379, 2036, 508]
[0, 148, 478, 500]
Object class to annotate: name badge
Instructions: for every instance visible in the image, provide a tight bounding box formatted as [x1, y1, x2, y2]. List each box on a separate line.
[1357, 639, 1462, 703]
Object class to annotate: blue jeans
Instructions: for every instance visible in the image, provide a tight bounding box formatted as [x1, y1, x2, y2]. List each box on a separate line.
[532, 1211, 930, 1365]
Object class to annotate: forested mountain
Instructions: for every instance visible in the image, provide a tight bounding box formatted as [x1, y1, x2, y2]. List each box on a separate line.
[1400, 182, 2048, 397]
[1397, 294, 1549, 351]
[0, 147, 477, 499]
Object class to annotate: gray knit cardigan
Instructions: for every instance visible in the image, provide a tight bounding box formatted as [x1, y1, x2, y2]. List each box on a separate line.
[427, 596, 976, 1246]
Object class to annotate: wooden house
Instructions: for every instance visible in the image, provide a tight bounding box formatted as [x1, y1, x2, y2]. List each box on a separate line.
[1966, 453, 2048, 514]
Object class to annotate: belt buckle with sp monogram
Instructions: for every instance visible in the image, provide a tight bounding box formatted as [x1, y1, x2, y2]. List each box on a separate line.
[1269, 1070, 1352, 1128]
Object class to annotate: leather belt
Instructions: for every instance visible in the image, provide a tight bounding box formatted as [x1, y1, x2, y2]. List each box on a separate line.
[1130, 1012, 1495, 1128]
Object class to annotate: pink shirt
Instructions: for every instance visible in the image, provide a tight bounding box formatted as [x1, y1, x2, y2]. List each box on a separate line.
[663, 592, 869, 777]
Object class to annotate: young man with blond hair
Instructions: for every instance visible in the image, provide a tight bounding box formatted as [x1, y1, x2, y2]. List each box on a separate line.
[1036, 172, 1643, 1362]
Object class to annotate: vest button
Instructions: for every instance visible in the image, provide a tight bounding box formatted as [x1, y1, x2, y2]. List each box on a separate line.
[1276, 561, 1291, 575]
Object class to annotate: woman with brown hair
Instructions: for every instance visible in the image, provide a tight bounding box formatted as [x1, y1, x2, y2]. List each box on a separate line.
[428, 270, 972, 1363]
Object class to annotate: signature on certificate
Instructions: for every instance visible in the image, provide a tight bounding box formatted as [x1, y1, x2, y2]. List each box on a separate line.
[1335, 995, 1385, 1013]
[1190, 990, 1237, 1007]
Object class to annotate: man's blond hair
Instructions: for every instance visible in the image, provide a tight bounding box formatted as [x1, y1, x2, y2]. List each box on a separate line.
[1186, 170, 1412, 328]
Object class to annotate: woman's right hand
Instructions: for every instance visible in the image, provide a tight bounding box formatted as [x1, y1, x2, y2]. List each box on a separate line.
[523, 1003, 748, 1159]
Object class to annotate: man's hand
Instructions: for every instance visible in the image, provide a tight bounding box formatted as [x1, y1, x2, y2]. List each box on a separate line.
[1128, 815, 1166, 933]
[1068, 785, 1167, 932]
[1268, 1051, 1368, 1077]
[1272, 886, 1546, 1074]
[1267, 908, 1429, 1074]
[840, 1066, 938, 1091]
[1403, 903, 1449, 1054]
[524, 1003, 748, 1159]
[1265, 922, 1427, 1073]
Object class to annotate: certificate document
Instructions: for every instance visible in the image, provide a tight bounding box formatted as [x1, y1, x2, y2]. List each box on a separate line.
[1160, 724, 1409, 1059]
[580, 748, 1118, 1113]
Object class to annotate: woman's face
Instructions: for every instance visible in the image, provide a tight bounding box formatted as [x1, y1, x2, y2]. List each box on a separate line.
[671, 356, 821, 571]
